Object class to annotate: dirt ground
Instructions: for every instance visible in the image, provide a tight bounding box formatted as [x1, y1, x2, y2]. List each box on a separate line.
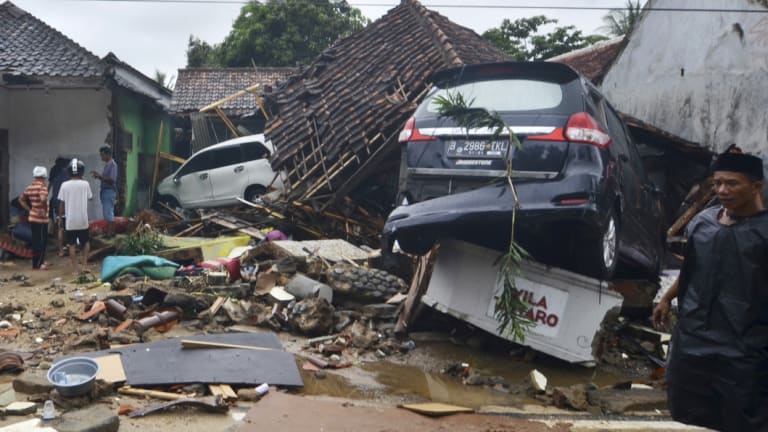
[0, 245, 668, 431]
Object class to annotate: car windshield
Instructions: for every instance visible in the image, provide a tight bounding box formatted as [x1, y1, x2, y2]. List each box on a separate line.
[425, 79, 563, 113]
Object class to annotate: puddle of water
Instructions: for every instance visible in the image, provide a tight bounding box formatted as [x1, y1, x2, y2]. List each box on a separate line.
[298, 341, 625, 409]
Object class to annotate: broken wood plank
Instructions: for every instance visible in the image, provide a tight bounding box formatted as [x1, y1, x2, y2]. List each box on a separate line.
[395, 249, 436, 334]
[174, 222, 204, 237]
[667, 182, 714, 238]
[159, 151, 185, 164]
[399, 402, 473, 417]
[208, 216, 266, 241]
[128, 395, 228, 418]
[197, 296, 226, 320]
[180, 340, 277, 352]
[157, 202, 184, 221]
[149, 121, 164, 204]
[208, 384, 237, 400]
[118, 386, 187, 401]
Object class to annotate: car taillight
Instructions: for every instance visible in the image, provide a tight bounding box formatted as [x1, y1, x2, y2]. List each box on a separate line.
[565, 112, 611, 148]
[398, 117, 436, 143]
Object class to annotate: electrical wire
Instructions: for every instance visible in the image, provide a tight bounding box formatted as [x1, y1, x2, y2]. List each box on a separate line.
[66, 0, 768, 13]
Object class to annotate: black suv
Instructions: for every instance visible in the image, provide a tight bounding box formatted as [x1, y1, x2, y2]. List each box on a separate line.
[382, 62, 663, 279]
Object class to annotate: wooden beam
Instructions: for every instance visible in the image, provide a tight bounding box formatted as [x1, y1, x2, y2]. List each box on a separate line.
[149, 121, 164, 204]
[199, 84, 261, 113]
[159, 152, 186, 164]
[215, 106, 240, 137]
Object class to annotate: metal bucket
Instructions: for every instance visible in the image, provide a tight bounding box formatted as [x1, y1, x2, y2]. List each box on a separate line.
[47, 357, 100, 397]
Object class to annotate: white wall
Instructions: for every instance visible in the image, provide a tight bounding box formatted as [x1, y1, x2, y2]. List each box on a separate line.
[7, 86, 110, 221]
[602, 0, 768, 154]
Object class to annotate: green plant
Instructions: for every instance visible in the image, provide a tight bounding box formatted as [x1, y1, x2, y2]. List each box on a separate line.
[116, 225, 165, 256]
[432, 92, 533, 341]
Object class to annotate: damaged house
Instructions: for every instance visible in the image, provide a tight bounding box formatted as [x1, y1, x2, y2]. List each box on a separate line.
[169, 67, 293, 155]
[263, 0, 509, 217]
[601, 0, 768, 155]
[0, 1, 171, 223]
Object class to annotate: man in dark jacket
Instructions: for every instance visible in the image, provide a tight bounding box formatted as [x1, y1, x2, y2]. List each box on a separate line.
[655, 151, 768, 431]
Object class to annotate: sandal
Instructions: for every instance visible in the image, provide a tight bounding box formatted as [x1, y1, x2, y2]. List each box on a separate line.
[34, 264, 51, 271]
[57, 248, 67, 257]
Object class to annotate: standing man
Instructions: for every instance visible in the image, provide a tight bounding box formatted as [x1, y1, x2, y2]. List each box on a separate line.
[653, 151, 768, 431]
[48, 157, 70, 257]
[91, 146, 117, 237]
[58, 159, 93, 275]
[19, 166, 49, 270]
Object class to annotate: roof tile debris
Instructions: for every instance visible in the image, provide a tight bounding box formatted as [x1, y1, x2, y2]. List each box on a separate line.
[548, 37, 624, 84]
[265, 0, 509, 204]
[170, 67, 295, 115]
[0, 1, 104, 78]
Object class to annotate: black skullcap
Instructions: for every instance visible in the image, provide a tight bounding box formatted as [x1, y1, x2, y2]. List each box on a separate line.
[712, 152, 764, 180]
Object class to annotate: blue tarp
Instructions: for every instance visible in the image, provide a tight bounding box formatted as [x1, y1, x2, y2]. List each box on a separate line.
[101, 255, 180, 282]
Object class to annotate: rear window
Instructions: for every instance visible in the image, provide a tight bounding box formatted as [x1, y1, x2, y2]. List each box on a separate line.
[424, 79, 564, 113]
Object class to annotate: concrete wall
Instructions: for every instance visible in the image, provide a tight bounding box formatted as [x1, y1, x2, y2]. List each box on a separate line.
[601, 0, 768, 154]
[115, 89, 171, 216]
[6, 86, 110, 221]
[0, 87, 8, 129]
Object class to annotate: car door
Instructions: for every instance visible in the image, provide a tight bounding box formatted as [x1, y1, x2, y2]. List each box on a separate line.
[241, 140, 275, 189]
[624, 129, 663, 262]
[174, 150, 213, 207]
[208, 144, 247, 206]
[604, 105, 645, 251]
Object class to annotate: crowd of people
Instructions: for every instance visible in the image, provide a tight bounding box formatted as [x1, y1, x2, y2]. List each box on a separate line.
[13, 146, 118, 275]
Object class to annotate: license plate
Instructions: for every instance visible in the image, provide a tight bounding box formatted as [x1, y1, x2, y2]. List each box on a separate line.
[446, 139, 509, 159]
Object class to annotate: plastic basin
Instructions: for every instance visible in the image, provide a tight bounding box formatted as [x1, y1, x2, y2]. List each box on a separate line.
[47, 357, 100, 397]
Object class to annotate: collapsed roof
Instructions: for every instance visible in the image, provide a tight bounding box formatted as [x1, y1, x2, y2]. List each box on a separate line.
[171, 67, 294, 116]
[264, 0, 509, 206]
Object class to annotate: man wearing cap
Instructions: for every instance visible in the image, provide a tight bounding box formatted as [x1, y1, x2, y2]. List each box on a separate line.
[655, 152, 768, 431]
[19, 166, 50, 270]
[58, 159, 93, 275]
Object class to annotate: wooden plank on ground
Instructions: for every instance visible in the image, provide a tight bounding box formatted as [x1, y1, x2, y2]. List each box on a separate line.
[398, 403, 474, 417]
[180, 340, 276, 352]
[208, 216, 266, 241]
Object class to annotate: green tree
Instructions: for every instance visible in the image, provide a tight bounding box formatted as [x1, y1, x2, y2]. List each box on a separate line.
[186, 0, 368, 68]
[482, 15, 607, 61]
[186, 36, 219, 68]
[601, 1, 643, 37]
[153, 69, 175, 89]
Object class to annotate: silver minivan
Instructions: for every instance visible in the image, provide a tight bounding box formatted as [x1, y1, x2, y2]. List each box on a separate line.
[156, 134, 284, 208]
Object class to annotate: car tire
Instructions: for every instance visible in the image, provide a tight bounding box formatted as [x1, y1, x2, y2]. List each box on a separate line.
[583, 210, 619, 279]
[245, 185, 267, 203]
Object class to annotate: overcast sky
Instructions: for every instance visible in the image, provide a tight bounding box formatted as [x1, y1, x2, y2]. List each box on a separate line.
[10, 0, 629, 82]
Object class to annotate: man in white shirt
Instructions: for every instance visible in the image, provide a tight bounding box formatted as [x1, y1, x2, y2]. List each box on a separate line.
[58, 159, 93, 275]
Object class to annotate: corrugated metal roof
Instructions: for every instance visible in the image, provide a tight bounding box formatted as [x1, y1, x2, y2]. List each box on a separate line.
[0, 1, 104, 79]
[170, 67, 295, 115]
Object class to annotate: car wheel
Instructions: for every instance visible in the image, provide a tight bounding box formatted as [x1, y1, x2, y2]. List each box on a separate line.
[583, 210, 619, 279]
[245, 185, 267, 203]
